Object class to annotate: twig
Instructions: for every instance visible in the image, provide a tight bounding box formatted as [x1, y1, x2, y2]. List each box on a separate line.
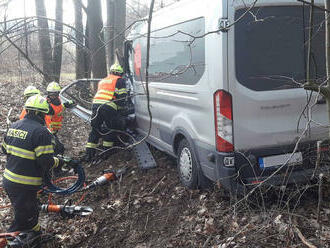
[202, 235, 212, 248]
[144, 214, 149, 230]
[1, 32, 46, 77]
[125, 185, 133, 215]
[313, 141, 322, 178]
[294, 226, 317, 248]
[150, 176, 166, 194]
[317, 173, 323, 224]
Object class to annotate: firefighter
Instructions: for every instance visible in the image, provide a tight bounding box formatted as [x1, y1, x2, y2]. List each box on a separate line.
[85, 63, 128, 161]
[44, 82, 74, 156]
[19, 86, 40, 120]
[1, 95, 65, 247]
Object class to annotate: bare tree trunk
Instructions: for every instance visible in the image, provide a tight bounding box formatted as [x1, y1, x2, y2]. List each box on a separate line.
[326, 0, 330, 136]
[73, 0, 86, 79]
[106, 0, 115, 67]
[53, 0, 63, 83]
[114, 0, 126, 58]
[87, 0, 107, 78]
[84, 18, 91, 78]
[35, 0, 54, 84]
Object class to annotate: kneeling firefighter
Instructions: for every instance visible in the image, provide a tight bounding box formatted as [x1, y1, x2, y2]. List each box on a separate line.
[45, 82, 75, 155]
[1, 95, 68, 247]
[19, 86, 41, 120]
[85, 63, 128, 161]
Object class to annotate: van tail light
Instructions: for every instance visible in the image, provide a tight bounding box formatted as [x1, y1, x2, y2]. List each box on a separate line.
[214, 90, 234, 152]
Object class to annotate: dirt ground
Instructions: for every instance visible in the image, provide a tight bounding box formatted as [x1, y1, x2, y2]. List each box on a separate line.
[0, 77, 330, 248]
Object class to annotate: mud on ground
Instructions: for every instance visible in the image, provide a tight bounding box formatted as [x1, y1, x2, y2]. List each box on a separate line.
[0, 78, 329, 248]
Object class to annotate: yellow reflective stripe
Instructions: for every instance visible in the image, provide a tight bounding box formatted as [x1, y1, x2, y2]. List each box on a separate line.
[53, 157, 59, 168]
[93, 99, 109, 104]
[86, 142, 98, 148]
[32, 223, 41, 232]
[2, 141, 7, 150]
[115, 88, 127, 94]
[99, 89, 114, 94]
[5, 145, 36, 160]
[95, 93, 113, 99]
[106, 102, 117, 110]
[103, 141, 114, 147]
[35, 145, 54, 157]
[4, 169, 42, 186]
[92, 100, 118, 110]
[51, 121, 62, 125]
[100, 79, 112, 83]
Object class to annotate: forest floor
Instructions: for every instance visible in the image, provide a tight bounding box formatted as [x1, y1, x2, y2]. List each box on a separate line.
[0, 77, 330, 248]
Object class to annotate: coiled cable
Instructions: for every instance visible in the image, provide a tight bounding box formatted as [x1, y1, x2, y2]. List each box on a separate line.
[43, 164, 85, 195]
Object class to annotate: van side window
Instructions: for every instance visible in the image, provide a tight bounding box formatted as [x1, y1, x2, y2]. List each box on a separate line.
[235, 6, 325, 91]
[133, 17, 205, 85]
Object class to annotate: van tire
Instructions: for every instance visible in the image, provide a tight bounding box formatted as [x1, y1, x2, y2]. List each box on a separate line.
[177, 138, 211, 189]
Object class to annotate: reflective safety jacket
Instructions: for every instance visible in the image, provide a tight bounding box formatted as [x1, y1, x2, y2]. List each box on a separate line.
[92, 74, 127, 110]
[45, 99, 64, 134]
[1, 113, 57, 190]
[19, 109, 27, 120]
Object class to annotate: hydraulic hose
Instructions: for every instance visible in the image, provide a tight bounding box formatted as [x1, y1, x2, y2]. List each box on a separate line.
[47, 176, 87, 205]
[43, 164, 85, 195]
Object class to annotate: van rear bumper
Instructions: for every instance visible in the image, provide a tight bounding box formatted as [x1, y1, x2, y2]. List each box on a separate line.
[214, 152, 330, 195]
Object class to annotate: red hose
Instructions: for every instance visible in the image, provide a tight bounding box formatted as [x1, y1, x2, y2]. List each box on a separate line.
[46, 176, 86, 205]
[1, 177, 86, 209]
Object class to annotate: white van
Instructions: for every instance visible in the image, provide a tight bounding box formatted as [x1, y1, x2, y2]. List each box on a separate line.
[121, 0, 330, 193]
[63, 0, 330, 194]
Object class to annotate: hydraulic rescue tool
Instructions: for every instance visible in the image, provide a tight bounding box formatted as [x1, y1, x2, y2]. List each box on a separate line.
[0, 232, 54, 248]
[40, 204, 93, 218]
[83, 167, 128, 191]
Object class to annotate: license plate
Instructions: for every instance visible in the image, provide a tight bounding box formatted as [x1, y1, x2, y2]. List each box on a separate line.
[259, 152, 303, 169]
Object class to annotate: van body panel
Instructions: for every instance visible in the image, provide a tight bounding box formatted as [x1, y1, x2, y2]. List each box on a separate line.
[130, 0, 227, 157]
[63, 0, 330, 194]
[227, 0, 328, 154]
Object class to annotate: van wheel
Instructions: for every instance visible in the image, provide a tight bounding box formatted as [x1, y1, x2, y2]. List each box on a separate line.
[177, 138, 212, 189]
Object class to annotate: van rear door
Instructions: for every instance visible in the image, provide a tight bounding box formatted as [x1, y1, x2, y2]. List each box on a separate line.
[227, 4, 328, 166]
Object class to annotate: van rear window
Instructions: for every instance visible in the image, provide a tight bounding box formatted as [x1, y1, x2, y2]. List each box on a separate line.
[235, 6, 325, 91]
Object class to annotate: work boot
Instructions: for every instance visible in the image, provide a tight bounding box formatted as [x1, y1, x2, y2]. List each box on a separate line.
[84, 148, 96, 162]
[7, 230, 41, 248]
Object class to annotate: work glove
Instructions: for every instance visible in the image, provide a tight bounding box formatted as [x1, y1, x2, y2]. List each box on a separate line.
[67, 159, 80, 173]
[63, 100, 75, 108]
[54, 156, 66, 168]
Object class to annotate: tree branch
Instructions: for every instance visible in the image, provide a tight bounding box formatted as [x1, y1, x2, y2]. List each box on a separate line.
[1, 31, 46, 77]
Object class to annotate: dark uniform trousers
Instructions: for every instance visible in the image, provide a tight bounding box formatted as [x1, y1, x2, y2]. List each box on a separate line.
[2, 114, 55, 234]
[3, 180, 39, 232]
[87, 104, 125, 149]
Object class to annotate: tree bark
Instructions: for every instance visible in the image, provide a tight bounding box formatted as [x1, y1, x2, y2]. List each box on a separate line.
[73, 0, 86, 79]
[53, 0, 63, 83]
[326, 0, 330, 136]
[114, 0, 126, 58]
[106, 0, 115, 67]
[35, 0, 54, 84]
[84, 17, 91, 78]
[87, 0, 107, 78]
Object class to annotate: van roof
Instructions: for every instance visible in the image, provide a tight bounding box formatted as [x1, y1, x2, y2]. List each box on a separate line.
[127, 0, 325, 39]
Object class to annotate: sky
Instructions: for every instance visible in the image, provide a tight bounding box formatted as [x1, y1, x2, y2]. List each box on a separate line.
[2, 0, 153, 24]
